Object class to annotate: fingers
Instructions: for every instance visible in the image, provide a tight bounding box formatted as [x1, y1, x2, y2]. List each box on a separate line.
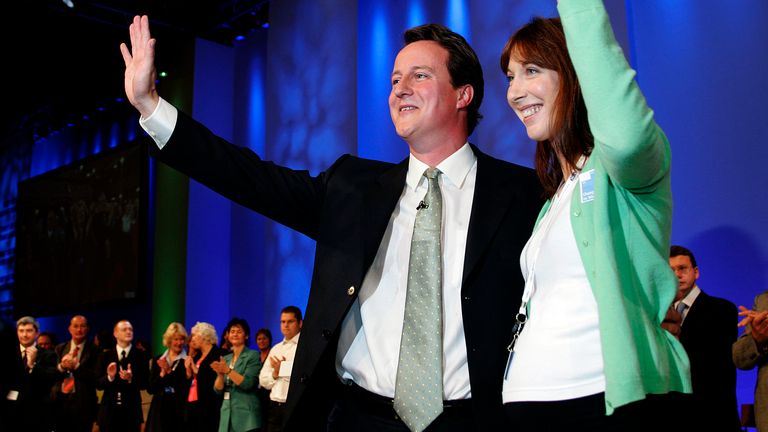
[120, 43, 131, 67]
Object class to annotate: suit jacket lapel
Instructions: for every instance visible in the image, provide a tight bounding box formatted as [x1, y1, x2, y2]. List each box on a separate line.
[463, 147, 514, 289]
[360, 159, 408, 273]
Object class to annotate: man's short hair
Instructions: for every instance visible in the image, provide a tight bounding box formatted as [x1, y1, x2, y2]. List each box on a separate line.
[404, 23, 484, 136]
[281, 305, 303, 322]
[670, 245, 697, 268]
[16, 316, 39, 331]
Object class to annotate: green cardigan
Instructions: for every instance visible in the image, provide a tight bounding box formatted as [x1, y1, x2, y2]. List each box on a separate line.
[216, 347, 263, 432]
[537, 0, 692, 413]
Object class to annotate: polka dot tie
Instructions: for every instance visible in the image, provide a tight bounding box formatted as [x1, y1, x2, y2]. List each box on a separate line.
[394, 168, 444, 432]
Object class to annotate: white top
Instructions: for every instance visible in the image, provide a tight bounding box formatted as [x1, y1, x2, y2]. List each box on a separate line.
[140, 98, 477, 400]
[258, 333, 300, 403]
[503, 172, 605, 402]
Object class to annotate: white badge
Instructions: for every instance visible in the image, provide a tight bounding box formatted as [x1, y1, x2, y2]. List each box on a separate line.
[579, 169, 595, 203]
[223, 391, 231, 400]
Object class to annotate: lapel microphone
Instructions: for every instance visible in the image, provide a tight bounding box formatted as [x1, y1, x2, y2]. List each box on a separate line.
[416, 200, 428, 210]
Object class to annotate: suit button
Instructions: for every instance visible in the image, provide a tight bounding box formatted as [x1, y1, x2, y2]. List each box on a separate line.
[322, 329, 332, 340]
[300, 374, 309, 384]
[347, 286, 356, 296]
[463, 296, 471, 301]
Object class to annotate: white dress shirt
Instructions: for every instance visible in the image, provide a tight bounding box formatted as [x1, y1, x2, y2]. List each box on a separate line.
[259, 333, 300, 403]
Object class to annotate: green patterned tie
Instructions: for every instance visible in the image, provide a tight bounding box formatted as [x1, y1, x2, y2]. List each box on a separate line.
[394, 168, 444, 432]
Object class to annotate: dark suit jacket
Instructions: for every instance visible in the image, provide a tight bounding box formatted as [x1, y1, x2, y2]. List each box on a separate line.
[185, 345, 223, 432]
[679, 290, 740, 431]
[55, 340, 100, 423]
[96, 346, 150, 428]
[13, 346, 59, 431]
[146, 353, 189, 432]
[152, 112, 543, 430]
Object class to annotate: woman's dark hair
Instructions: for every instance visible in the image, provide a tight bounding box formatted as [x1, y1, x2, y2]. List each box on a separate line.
[405, 23, 484, 136]
[500, 17, 594, 198]
[255, 328, 273, 345]
[225, 317, 251, 344]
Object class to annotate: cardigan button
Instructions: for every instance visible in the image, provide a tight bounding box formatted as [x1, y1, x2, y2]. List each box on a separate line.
[573, 209, 581, 217]
[347, 286, 356, 296]
[582, 240, 589, 247]
[321, 329, 332, 340]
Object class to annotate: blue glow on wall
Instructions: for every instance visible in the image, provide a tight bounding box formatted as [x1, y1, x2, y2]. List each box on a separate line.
[407, 0, 425, 28]
[357, 0, 400, 162]
[446, 0, 470, 41]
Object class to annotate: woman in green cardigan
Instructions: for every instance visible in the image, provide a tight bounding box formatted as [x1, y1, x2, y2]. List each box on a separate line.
[212, 318, 263, 432]
[499, 0, 690, 430]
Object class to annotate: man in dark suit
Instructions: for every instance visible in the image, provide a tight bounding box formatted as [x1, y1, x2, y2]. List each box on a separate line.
[0, 317, 21, 428]
[96, 319, 149, 432]
[670, 245, 740, 431]
[54, 315, 100, 432]
[11, 316, 59, 432]
[121, 16, 542, 431]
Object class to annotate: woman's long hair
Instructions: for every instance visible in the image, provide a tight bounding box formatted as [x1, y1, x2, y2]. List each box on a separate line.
[500, 17, 594, 198]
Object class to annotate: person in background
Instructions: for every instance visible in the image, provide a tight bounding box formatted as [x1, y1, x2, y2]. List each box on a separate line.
[259, 307, 301, 432]
[499, 0, 690, 429]
[12, 316, 59, 432]
[734, 290, 768, 432]
[96, 319, 149, 432]
[212, 317, 263, 432]
[54, 315, 99, 432]
[185, 322, 223, 432]
[146, 322, 189, 432]
[220, 322, 233, 356]
[255, 329, 273, 365]
[669, 245, 739, 431]
[0, 317, 21, 429]
[255, 328, 273, 427]
[37, 331, 57, 351]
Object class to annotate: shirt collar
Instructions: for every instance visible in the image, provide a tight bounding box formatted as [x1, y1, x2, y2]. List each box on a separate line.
[406, 142, 475, 192]
[680, 285, 702, 307]
[116, 344, 132, 356]
[282, 332, 301, 345]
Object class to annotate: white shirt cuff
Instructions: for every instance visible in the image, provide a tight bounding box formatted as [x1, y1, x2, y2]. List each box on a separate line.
[139, 97, 178, 149]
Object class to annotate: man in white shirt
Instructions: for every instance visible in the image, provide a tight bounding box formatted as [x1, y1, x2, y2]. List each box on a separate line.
[260, 306, 303, 432]
[120, 16, 542, 432]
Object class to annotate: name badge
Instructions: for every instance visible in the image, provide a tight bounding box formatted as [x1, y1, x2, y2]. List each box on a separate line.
[223, 392, 231, 400]
[579, 169, 595, 203]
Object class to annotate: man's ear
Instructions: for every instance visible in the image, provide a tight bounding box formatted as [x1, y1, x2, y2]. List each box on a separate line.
[456, 85, 474, 109]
